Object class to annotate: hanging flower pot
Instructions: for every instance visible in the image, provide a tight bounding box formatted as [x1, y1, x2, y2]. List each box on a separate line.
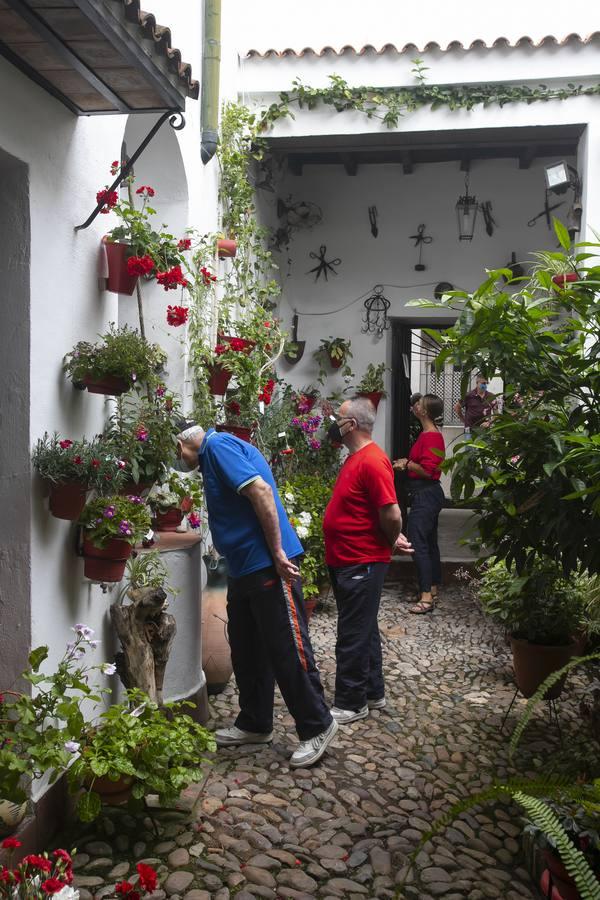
[295, 393, 318, 414]
[510, 637, 577, 699]
[217, 238, 237, 259]
[89, 775, 135, 806]
[83, 374, 130, 396]
[208, 364, 232, 395]
[217, 335, 255, 355]
[216, 423, 254, 443]
[102, 238, 138, 296]
[357, 390, 384, 410]
[117, 480, 155, 496]
[328, 352, 344, 369]
[83, 538, 133, 583]
[151, 508, 184, 532]
[48, 481, 88, 520]
[551, 272, 578, 289]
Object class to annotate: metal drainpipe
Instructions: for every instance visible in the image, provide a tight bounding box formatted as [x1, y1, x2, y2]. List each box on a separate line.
[200, 0, 221, 165]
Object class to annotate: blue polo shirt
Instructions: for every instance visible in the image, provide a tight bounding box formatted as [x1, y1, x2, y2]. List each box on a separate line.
[198, 429, 302, 578]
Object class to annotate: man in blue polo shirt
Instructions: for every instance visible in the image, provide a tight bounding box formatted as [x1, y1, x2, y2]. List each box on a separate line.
[176, 422, 337, 768]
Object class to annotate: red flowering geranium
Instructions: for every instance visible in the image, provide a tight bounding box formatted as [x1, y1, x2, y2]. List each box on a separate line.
[214, 344, 227, 356]
[259, 378, 276, 405]
[200, 266, 217, 285]
[137, 862, 158, 892]
[178, 238, 192, 251]
[157, 265, 189, 291]
[227, 400, 241, 417]
[135, 185, 155, 198]
[97, 188, 118, 213]
[1, 839, 21, 850]
[166, 305, 189, 327]
[127, 255, 155, 277]
[229, 337, 247, 352]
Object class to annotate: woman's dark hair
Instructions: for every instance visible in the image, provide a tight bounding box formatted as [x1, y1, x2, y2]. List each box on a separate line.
[421, 393, 444, 423]
[410, 392, 422, 407]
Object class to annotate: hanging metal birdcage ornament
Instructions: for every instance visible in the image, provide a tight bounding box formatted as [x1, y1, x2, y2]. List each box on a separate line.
[362, 285, 390, 338]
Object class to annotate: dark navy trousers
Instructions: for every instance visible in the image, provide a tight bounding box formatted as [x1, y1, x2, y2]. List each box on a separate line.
[407, 482, 444, 592]
[226, 564, 332, 741]
[328, 562, 389, 711]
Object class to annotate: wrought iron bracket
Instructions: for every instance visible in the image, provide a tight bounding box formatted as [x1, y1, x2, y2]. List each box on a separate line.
[74, 109, 186, 231]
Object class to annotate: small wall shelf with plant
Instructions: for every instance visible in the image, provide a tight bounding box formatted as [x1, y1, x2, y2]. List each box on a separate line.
[355, 362, 388, 410]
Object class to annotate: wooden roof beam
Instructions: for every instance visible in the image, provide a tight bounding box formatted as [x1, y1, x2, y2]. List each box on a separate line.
[340, 153, 358, 175]
[401, 150, 413, 174]
[519, 145, 537, 169]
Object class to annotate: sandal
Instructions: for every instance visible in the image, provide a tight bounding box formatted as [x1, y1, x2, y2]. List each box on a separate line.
[408, 599, 435, 615]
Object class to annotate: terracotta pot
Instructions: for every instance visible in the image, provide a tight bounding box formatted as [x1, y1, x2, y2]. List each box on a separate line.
[103, 239, 138, 295]
[304, 597, 318, 622]
[208, 364, 232, 395]
[511, 637, 577, 699]
[216, 423, 253, 443]
[217, 238, 237, 259]
[0, 799, 27, 838]
[48, 481, 88, 520]
[83, 537, 133, 583]
[90, 775, 134, 806]
[83, 374, 130, 396]
[151, 508, 184, 532]
[357, 390, 383, 410]
[118, 480, 155, 497]
[217, 335, 256, 355]
[551, 272, 578, 289]
[540, 869, 579, 900]
[329, 353, 344, 369]
[201, 581, 233, 695]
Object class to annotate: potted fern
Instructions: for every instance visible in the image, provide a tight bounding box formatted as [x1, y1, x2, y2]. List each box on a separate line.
[355, 363, 388, 410]
[79, 495, 151, 582]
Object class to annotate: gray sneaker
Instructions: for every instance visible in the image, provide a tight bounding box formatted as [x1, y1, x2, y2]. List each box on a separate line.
[330, 704, 369, 724]
[215, 725, 273, 747]
[367, 697, 386, 710]
[290, 718, 338, 768]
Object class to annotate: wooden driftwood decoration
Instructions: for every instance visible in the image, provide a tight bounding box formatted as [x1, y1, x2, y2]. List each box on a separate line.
[110, 586, 176, 704]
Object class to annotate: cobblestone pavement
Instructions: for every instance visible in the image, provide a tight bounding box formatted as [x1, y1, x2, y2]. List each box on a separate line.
[65, 583, 576, 900]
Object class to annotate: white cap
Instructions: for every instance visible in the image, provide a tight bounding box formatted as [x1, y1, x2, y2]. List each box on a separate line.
[177, 425, 203, 441]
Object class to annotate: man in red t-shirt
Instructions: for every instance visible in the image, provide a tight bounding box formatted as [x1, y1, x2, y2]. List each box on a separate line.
[323, 397, 412, 724]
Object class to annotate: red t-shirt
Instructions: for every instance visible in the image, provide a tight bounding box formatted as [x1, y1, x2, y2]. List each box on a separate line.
[323, 442, 398, 566]
[408, 430, 445, 481]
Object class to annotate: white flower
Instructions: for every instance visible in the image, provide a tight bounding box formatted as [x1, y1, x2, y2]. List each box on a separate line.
[296, 525, 309, 540]
[129, 703, 146, 718]
[298, 511, 311, 526]
[64, 740, 80, 753]
[101, 662, 117, 675]
[284, 492, 295, 503]
[53, 887, 80, 900]
[72, 624, 94, 639]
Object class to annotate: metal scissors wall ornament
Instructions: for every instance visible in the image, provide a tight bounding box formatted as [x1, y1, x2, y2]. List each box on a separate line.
[368, 206, 378, 238]
[410, 224, 432, 271]
[362, 285, 391, 338]
[307, 245, 341, 281]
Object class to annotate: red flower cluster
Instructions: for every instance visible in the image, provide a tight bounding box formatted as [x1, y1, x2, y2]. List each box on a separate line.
[166, 305, 189, 327]
[157, 265, 189, 291]
[0, 848, 74, 894]
[259, 378, 276, 406]
[1, 839, 21, 849]
[200, 266, 217, 285]
[97, 189, 118, 213]
[59, 439, 73, 449]
[178, 238, 192, 251]
[127, 255, 155, 277]
[214, 344, 227, 356]
[135, 185, 155, 198]
[137, 863, 158, 892]
[227, 400, 241, 417]
[110, 160, 121, 175]
[229, 337, 248, 352]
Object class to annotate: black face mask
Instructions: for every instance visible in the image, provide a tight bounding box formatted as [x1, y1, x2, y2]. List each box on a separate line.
[327, 417, 353, 444]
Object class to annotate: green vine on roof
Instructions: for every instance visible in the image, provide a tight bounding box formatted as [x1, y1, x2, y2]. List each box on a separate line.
[258, 65, 600, 132]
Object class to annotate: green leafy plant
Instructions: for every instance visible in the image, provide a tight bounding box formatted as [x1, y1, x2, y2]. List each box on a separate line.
[79, 495, 151, 548]
[356, 362, 388, 395]
[67, 688, 215, 822]
[282, 475, 335, 597]
[147, 471, 203, 516]
[63, 324, 167, 389]
[118, 551, 178, 603]
[104, 391, 182, 486]
[313, 337, 353, 381]
[32, 432, 127, 493]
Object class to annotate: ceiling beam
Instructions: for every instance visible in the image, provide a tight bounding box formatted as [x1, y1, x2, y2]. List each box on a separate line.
[288, 157, 303, 176]
[519, 145, 537, 169]
[340, 153, 358, 176]
[401, 151, 413, 175]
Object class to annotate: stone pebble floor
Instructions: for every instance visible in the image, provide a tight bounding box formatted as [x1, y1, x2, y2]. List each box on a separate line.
[61, 582, 581, 899]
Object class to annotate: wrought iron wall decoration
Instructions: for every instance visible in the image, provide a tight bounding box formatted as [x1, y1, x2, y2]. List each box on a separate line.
[528, 199, 564, 229]
[455, 172, 478, 241]
[362, 285, 390, 337]
[307, 245, 341, 281]
[480, 201, 496, 237]
[368, 206, 378, 238]
[410, 224, 432, 271]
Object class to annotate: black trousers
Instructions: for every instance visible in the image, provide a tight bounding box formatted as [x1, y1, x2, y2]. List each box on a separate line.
[328, 562, 389, 710]
[407, 482, 444, 592]
[227, 564, 332, 741]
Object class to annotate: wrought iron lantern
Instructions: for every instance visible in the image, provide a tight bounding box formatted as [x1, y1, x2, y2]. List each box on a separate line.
[362, 285, 390, 338]
[455, 173, 479, 241]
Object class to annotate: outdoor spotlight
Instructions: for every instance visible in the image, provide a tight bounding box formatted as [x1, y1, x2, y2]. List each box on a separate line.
[544, 160, 571, 194]
[455, 173, 478, 241]
[543, 161, 583, 237]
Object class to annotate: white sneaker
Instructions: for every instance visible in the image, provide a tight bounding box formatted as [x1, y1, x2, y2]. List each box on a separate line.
[290, 718, 338, 768]
[368, 697, 387, 709]
[330, 704, 369, 724]
[215, 725, 273, 747]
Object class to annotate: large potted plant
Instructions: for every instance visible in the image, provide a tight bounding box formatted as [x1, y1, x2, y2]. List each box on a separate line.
[96, 166, 193, 295]
[79, 495, 151, 582]
[355, 362, 388, 410]
[32, 433, 127, 519]
[147, 471, 203, 532]
[63, 324, 167, 396]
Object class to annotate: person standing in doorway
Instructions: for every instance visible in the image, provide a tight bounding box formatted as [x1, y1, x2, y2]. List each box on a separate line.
[393, 394, 445, 615]
[323, 397, 412, 724]
[454, 373, 496, 434]
[175, 422, 338, 768]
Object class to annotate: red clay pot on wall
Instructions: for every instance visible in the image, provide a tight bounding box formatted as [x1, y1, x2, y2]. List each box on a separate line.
[217, 238, 237, 259]
[48, 481, 88, 520]
[329, 354, 344, 369]
[83, 374, 130, 396]
[151, 508, 184, 532]
[551, 272, 578, 289]
[103, 239, 138, 296]
[83, 538, 133, 583]
[357, 390, 383, 410]
[510, 637, 577, 699]
[208, 364, 232, 395]
[216, 423, 253, 442]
